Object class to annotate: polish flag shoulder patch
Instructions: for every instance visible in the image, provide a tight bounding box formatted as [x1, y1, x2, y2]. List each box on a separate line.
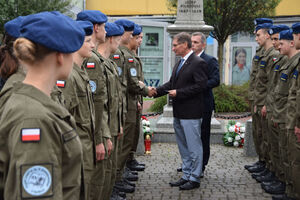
[113, 55, 120, 59]
[128, 58, 134, 63]
[21, 128, 41, 142]
[56, 80, 65, 88]
[86, 62, 95, 69]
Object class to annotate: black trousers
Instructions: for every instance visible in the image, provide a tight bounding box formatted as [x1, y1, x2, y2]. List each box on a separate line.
[201, 111, 212, 171]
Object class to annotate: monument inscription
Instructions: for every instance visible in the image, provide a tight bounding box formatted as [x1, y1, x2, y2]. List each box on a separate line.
[178, 0, 202, 14]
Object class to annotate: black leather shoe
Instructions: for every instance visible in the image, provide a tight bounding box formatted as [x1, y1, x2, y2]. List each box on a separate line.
[169, 178, 188, 187]
[247, 164, 265, 173]
[123, 169, 138, 181]
[115, 181, 135, 193]
[200, 172, 204, 178]
[123, 178, 135, 187]
[264, 182, 286, 194]
[111, 187, 126, 200]
[126, 161, 145, 171]
[125, 167, 138, 175]
[261, 180, 281, 188]
[252, 168, 269, 179]
[272, 194, 296, 200]
[244, 161, 264, 170]
[255, 172, 277, 183]
[177, 167, 182, 172]
[130, 159, 145, 167]
[179, 181, 200, 190]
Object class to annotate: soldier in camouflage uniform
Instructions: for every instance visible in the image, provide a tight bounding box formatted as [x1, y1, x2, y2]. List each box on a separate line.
[245, 18, 272, 172]
[265, 30, 300, 197]
[57, 19, 96, 200]
[76, 10, 110, 200]
[96, 22, 125, 200]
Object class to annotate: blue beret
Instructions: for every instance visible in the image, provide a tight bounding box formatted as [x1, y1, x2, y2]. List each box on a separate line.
[105, 22, 124, 37]
[268, 25, 290, 35]
[255, 23, 273, 32]
[114, 19, 135, 31]
[4, 16, 26, 38]
[292, 23, 300, 34]
[77, 10, 107, 24]
[76, 20, 93, 36]
[254, 18, 273, 26]
[20, 11, 85, 53]
[132, 24, 142, 36]
[279, 29, 293, 40]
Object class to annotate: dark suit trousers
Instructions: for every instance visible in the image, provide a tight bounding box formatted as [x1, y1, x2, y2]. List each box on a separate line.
[201, 111, 212, 171]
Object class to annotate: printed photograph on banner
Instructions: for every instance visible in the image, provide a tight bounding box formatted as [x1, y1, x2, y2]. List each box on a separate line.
[231, 47, 252, 85]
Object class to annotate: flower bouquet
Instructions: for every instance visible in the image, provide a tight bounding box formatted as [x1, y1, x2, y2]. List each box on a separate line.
[141, 116, 153, 154]
[223, 120, 245, 147]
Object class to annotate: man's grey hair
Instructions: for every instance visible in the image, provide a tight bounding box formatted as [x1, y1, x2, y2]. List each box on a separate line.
[174, 32, 192, 48]
[192, 32, 207, 44]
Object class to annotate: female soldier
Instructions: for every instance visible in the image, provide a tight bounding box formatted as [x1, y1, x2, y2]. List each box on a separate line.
[0, 16, 25, 91]
[0, 11, 85, 199]
[56, 18, 96, 200]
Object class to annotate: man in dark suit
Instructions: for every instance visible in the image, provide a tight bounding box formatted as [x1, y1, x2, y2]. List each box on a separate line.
[191, 32, 220, 175]
[155, 32, 208, 190]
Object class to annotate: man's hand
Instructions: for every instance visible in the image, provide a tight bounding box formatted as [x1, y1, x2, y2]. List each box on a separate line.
[139, 81, 145, 87]
[137, 102, 142, 111]
[295, 126, 300, 142]
[254, 105, 257, 113]
[261, 105, 267, 118]
[147, 87, 157, 97]
[106, 139, 113, 156]
[168, 90, 176, 97]
[96, 143, 105, 161]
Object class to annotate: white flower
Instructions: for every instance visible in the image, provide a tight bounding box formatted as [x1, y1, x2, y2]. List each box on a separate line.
[240, 127, 245, 133]
[241, 133, 245, 138]
[235, 122, 241, 127]
[145, 127, 151, 132]
[233, 141, 239, 147]
[142, 120, 147, 125]
[228, 137, 233, 142]
[234, 127, 240, 133]
[235, 135, 241, 141]
[146, 121, 150, 126]
[229, 126, 235, 132]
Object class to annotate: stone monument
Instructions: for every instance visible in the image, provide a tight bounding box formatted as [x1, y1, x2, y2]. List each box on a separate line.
[154, 0, 223, 143]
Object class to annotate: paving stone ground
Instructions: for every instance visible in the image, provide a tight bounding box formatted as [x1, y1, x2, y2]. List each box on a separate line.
[127, 143, 272, 200]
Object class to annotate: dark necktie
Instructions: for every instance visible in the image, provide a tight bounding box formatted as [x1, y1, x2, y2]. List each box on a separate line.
[176, 58, 185, 77]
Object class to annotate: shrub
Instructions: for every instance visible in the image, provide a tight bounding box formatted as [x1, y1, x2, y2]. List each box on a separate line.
[213, 82, 250, 113]
[149, 95, 167, 113]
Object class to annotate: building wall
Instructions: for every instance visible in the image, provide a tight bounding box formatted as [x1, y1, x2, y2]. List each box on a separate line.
[276, 0, 300, 16]
[86, 0, 175, 15]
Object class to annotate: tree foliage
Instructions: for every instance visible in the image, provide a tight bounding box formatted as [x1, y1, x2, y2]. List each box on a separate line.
[0, 0, 74, 34]
[167, 0, 281, 82]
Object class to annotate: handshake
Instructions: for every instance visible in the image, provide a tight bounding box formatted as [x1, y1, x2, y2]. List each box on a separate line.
[139, 81, 157, 97]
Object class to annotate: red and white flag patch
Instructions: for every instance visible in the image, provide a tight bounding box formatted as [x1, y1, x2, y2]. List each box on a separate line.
[56, 80, 65, 88]
[113, 55, 120, 59]
[21, 128, 41, 142]
[86, 62, 95, 68]
[128, 58, 134, 63]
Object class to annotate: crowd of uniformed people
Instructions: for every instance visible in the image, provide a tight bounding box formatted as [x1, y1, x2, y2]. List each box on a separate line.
[0, 9, 156, 200]
[245, 18, 300, 200]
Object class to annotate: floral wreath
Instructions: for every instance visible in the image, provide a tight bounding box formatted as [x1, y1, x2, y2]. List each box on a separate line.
[223, 120, 245, 147]
[141, 116, 153, 139]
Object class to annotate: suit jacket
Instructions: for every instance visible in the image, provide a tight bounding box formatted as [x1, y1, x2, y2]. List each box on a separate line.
[156, 52, 208, 119]
[200, 52, 220, 112]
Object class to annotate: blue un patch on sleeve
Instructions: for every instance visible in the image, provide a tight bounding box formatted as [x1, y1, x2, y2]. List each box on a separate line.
[254, 55, 260, 62]
[280, 73, 288, 82]
[260, 61, 266, 68]
[274, 65, 280, 72]
[293, 70, 298, 79]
